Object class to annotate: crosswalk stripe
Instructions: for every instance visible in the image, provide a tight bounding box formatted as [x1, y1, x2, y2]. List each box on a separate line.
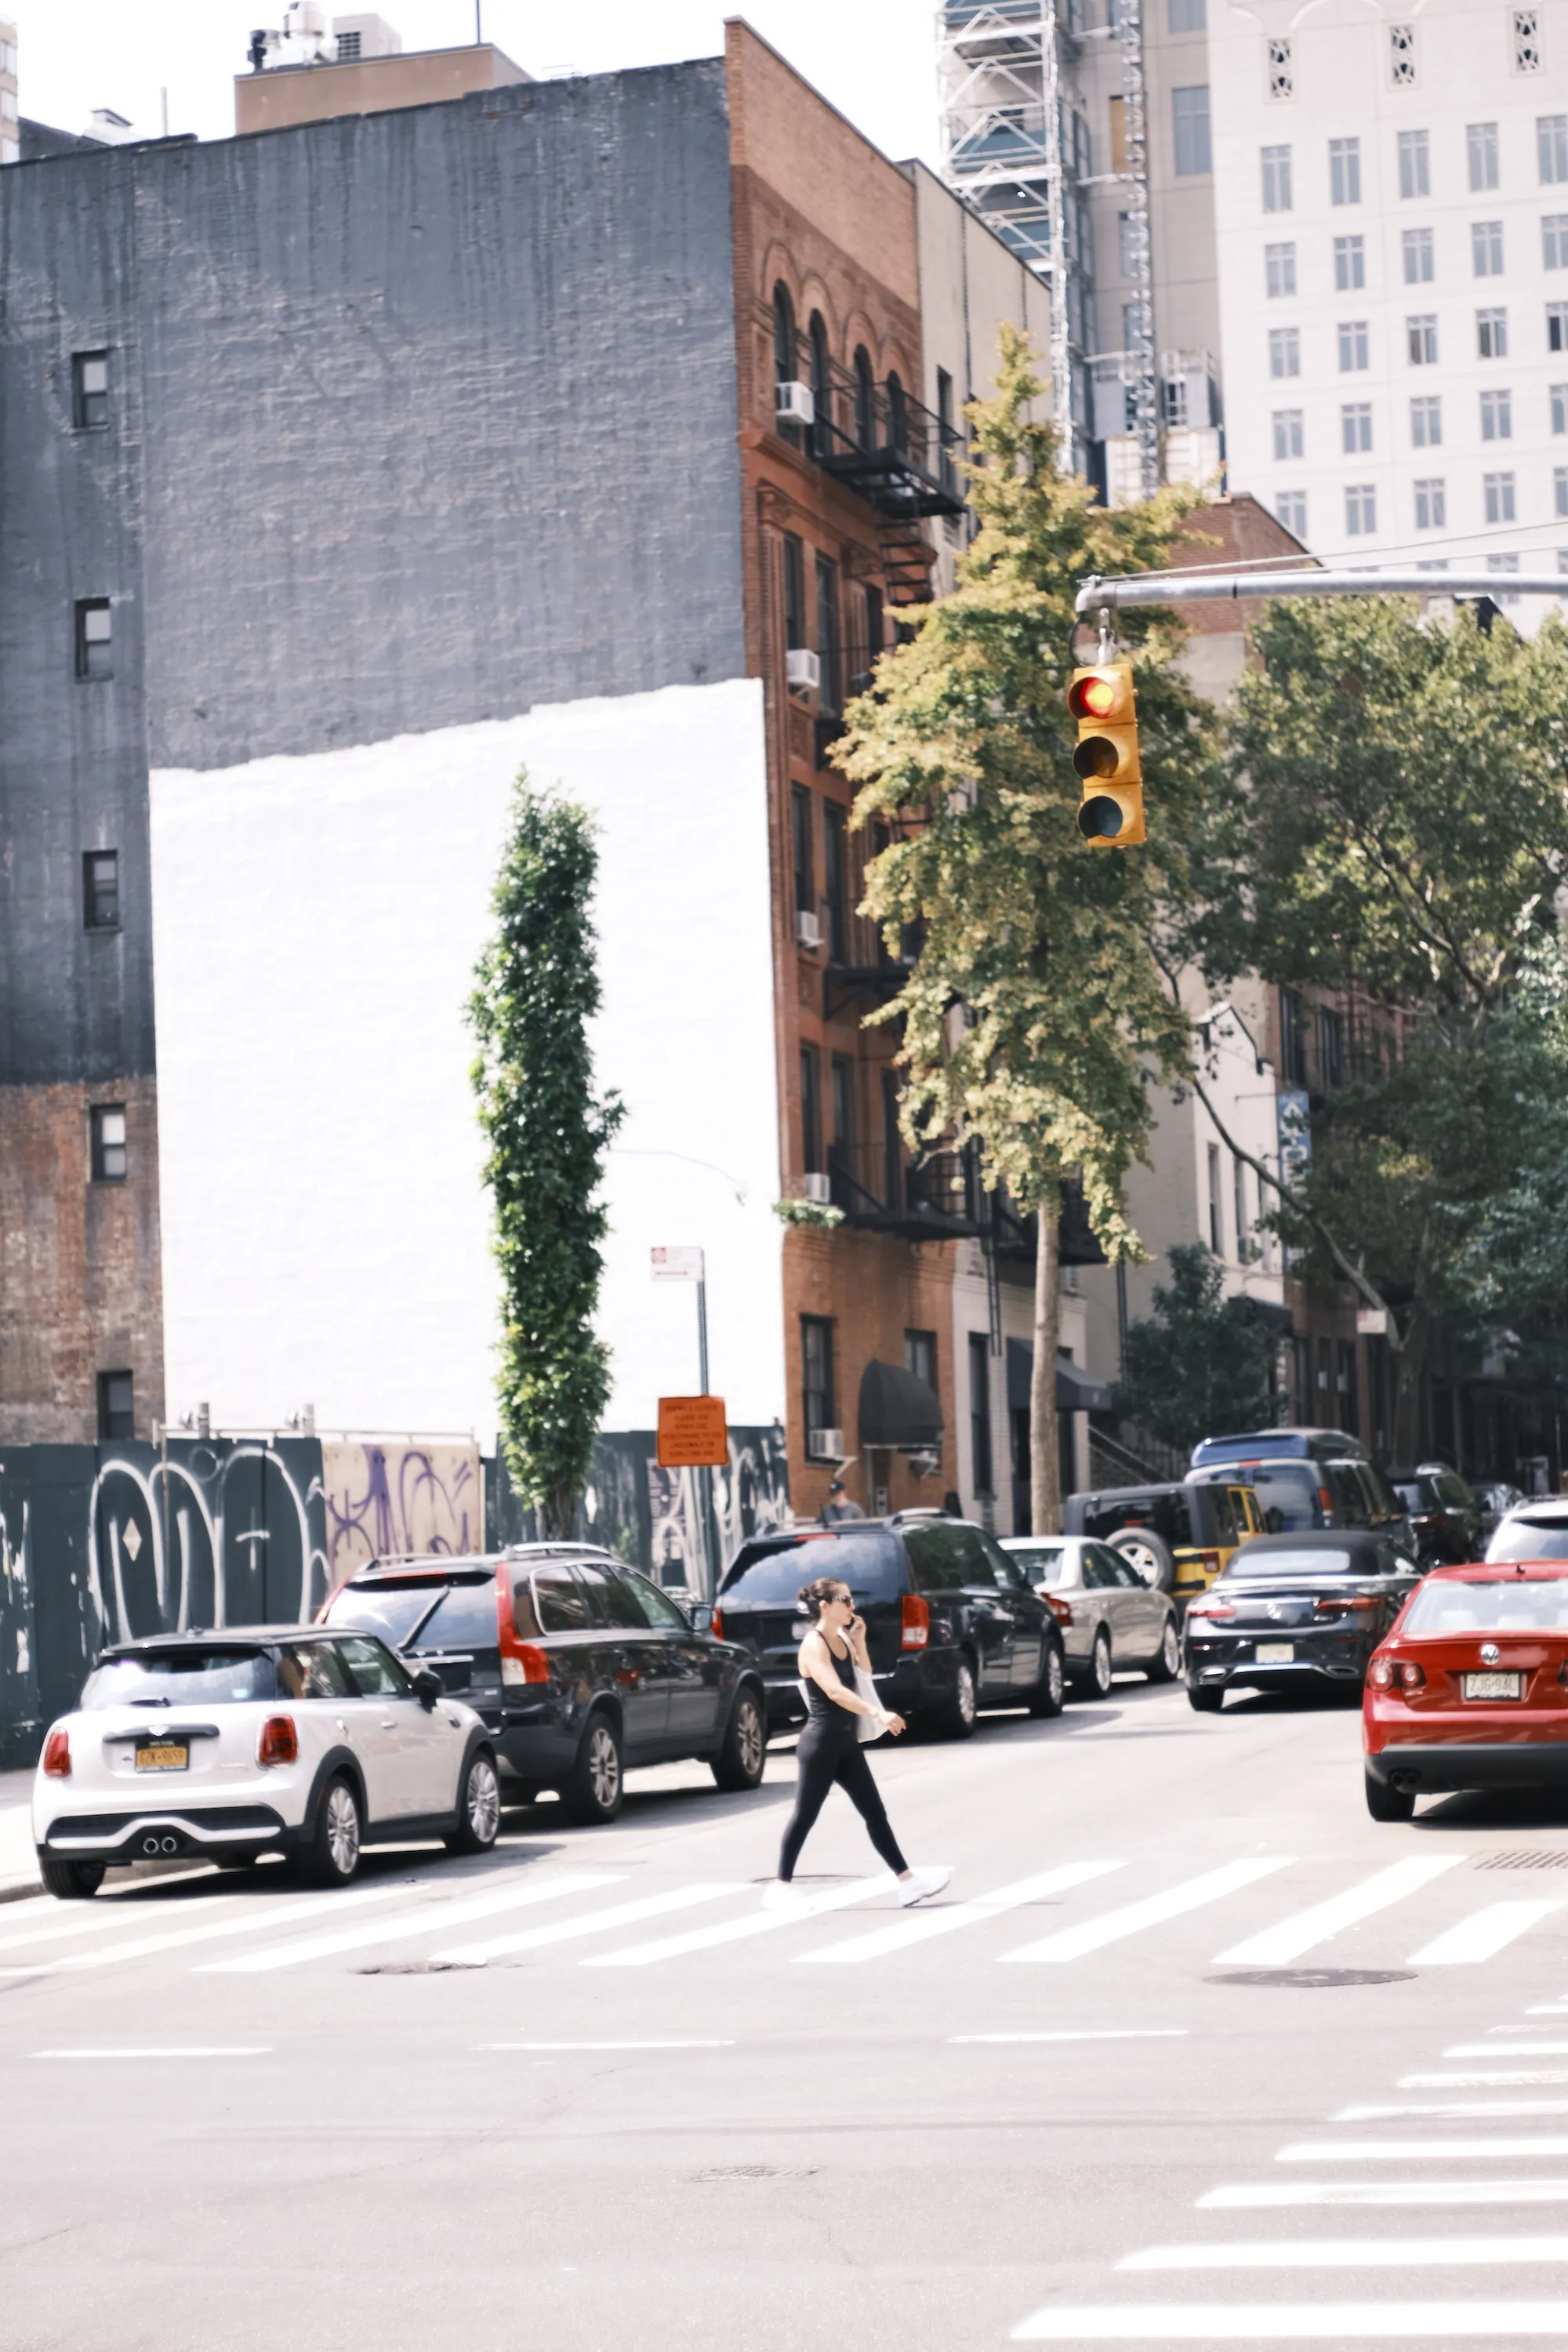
[433, 1883, 747, 1962]
[1000, 1857, 1290, 1965]
[1120, 2234, 1568, 2270]
[583, 1874, 895, 1968]
[1214, 1855, 1461, 1967]
[1011, 2302, 1568, 2339]
[1410, 1901, 1562, 1965]
[796, 1860, 1124, 1965]
[198, 1871, 622, 1973]
[1280, 2138, 1568, 2162]
[36, 1881, 417, 1970]
[0, 1894, 249, 1955]
[1400, 2071, 1568, 2088]
[1336, 2100, 1568, 2122]
[1201, 2182, 1568, 2210]
[1452, 2042, 1568, 2056]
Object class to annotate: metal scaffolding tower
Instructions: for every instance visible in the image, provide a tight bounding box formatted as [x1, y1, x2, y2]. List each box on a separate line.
[1113, 0, 1159, 496]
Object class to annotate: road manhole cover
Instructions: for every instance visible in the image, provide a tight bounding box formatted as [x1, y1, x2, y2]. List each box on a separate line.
[1206, 1967, 1416, 1988]
[1475, 1850, 1568, 1869]
[354, 1961, 485, 1976]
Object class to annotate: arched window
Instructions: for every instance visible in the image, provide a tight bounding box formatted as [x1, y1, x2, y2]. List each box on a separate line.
[772, 282, 797, 389]
[886, 368, 909, 452]
[853, 345, 874, 448]
[808, 311, 831, 450]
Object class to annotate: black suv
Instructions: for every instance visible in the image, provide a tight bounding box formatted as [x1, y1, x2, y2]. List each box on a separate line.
[713, 1515, 1065, 1738]
[320, 1546, 768, 1825]
[1388, 1462, 1485, 1565]
[1189, 1427, 1415, 1555]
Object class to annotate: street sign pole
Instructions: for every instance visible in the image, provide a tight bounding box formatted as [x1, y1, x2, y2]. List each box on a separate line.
[651, 1246, 724, 1602]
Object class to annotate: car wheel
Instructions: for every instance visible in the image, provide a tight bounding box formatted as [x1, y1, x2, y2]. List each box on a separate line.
[563, 1711, 623, 1824]
[936, 1657, 978, 1740]
[1187, 1684, 1224, 1714]
[1145, 1618, 1181, 1684]
[1027, 1640, 1066, 1719]
[712, 1689, 768, 1791]
[301, 1774, 362, 1887]
[1111, 1526, 1177, 1593]
[445, 1750, 502, 1855]
[1087, 1627, 1113, 1700]
[1366, 1767, 1416, 1823]
[39, 1856, 103, 1900]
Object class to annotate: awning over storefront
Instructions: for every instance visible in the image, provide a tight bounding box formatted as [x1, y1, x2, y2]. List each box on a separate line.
[1006, 1338, 1115, 1416]
[858, 1358, 944, 1450]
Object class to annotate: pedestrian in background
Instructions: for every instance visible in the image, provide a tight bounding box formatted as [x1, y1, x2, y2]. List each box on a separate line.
[821, 1477, 864, 1524]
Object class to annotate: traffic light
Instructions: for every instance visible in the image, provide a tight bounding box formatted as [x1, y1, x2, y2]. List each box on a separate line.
[1067, 659, 1144, 847]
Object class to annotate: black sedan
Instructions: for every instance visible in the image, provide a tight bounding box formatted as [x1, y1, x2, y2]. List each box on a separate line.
[320, 1546, 768, 1824]
[1182, 1530, 1421, 1712]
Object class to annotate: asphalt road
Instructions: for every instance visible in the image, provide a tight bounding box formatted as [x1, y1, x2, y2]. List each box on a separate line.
[8, 1677, 1568, 2352]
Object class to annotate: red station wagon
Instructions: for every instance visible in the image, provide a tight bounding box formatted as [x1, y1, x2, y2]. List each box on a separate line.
[1363, 1560, 1568, 1820]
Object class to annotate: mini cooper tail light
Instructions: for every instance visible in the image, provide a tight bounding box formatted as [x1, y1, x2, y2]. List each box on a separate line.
[501, 1644, 550, 1687]
[42, 1729, 70, 1777]
[1043, 1592, 1073, 1628]
[710, 1607, 725, 1643]
[901, 1594, 931, 1651]
[257, 1715, 298, 1767]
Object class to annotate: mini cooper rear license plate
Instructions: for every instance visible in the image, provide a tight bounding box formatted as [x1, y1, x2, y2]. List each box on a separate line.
[1463, 1671, 1522, 1700]
[1255, 1642, 1295, 1664]
[135, 1743, 188, 1770]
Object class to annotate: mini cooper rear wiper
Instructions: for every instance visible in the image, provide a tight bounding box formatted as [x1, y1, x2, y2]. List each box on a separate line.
[128, 1696, 172, 1708]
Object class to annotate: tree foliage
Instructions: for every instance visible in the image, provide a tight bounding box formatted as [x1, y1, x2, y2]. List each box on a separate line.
[1116, 1244, 1278, 1455]
[468, 775, 624, 1535]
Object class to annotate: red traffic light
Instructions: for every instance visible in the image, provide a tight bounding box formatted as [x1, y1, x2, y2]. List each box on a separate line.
[1068, 672, 1121, 722]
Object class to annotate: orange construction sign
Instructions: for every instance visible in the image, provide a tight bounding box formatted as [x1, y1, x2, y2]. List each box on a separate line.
[656, 1396, 728, 1469]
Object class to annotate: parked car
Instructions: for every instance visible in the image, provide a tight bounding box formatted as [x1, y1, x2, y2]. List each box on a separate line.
[1476, 1481, 1526, 1543]
[1485, 1496, 1568, 1563]
[1189, 1426, 1414, 1556]
[1388, 1462, 1485, 1566]
[33, 1625, 500, 1898]
[713, 1514, 1065, 1738]
[321, 1546, 768, 1824]
[1001, 1535, 1181, 1697]
[1184, 1529, 1420, 1713]
[1061, 1479, 1266, 1609]
[1363, 1559, 1568, 1820]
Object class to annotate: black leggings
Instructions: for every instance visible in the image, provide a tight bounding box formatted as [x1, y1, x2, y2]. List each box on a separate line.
[778, 1716, 909, 1882]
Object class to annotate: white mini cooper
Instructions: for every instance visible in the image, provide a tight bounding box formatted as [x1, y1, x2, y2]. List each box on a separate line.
[33, 1627, 502, 1898]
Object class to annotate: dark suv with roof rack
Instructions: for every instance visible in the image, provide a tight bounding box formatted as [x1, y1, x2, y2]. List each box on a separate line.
[318, 1546, 767, 1826]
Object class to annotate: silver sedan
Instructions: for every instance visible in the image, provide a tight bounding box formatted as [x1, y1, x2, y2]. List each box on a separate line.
[1000, 1536, 1181, 1700]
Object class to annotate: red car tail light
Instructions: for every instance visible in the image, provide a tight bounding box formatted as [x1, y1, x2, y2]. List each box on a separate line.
[1398, 1661, 1426, 1690]
[1043, 1593, 1074, 1628]
[901, 1594, 931, 1650]
[1368, 1657, 1394, 1688]
[502, 1643, 550, 1688]
[257, 1715, 298, 1767]
[710, 1607, 725, 1642]
[42, 1729, 71, 1778]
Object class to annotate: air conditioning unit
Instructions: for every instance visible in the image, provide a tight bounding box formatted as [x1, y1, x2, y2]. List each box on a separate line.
[786, 648, 821, 694]
[795, 908, 822, 951]
[802, 1171, 832, 1205]
[808, 1427, 844, 1461]
[776, 379, 815, 428]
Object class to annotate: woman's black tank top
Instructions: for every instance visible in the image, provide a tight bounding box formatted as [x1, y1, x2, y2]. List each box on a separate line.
[804, 1635, 858, 1726]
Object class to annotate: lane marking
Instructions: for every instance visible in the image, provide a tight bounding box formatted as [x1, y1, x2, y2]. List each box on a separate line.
[1214, 1856, 1462, 1968]
[1202, 2182, 1568, 2210]
[1400, 2071, 1568, 2088]
[200, 1871, 621, 1973]
[34, 2045, 268, 2059]
[583, 1874, 894, 1968]
[1122, 2234, 1568, 2270]
[0, 1900, 250, 1955]
[1280, 2138, 1568, 2162]
[1336, 2100, 1568, 2122]
[1525, 2005, 1568, 2016]
[799, 1861, 1124, 1965]
[1000, 1857, 1291, 1965]
[478, 2039, 735, 2051]
[1013, 2302, 1568, 2339]
[1410, 1901, 1562, 1965]
[952, 2029, 1189, 2045]
[1459, 2042, 1568, 2056]
[434, 1883, 747, 1962]
[23, 1881, 417, 1971]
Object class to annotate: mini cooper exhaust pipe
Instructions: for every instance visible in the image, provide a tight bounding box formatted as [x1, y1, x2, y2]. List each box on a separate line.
[140, 1832, 180, 1856]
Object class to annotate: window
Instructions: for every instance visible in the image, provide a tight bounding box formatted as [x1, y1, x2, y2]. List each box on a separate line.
[1261, 143, 1292, 212]
[830, 1056, 854, 1184]
[1345, 482, 1377, 535]
[1551, 302, 1568, 351]
[1338, 320, 1370, 371]
[1390, 22, 1416, 83]
[82, 848, 119, 931]
[1334, 234, 1366, 290]
[90, 1105, 127, 1183]
[1468, 122, 1500, 192]
[791, 785, 814, 918]
[1170, 0, 1207, 26]
[1515, 8, 1542, 74]
[1414, 476, 1446, 528]
[886, 370, 909, 452]
[1407, 313, 1438, 363]
[1402, 227, 1434, 284]
[1488, 553, 1522, 602]
[822, 804, 848, 963]
[905, 1328, 938, 1392]
[800, 1044, 822, 1177]
[1232, 1154, 1249, 1258]
[782, 533, 805, 652]
[71, 351, 108, 430]
[1548, 216, 1568, 269]
[772, 281, 797, 389]
[801, 1316, 835, 1443]
[1472, 219, 1504, 275]
[1329, 136, 1362, 205]
[1265, 241, 1297, 296]
[1484, 470, 1517, 522]
[1115, 212, 1133, 276]
[1279, 987, 1308, 1085]
[1477, 307, 1508, 357]
[852, 345, 874, 448]
[1276, 489, 1307, 538]
[1266, 36, 1293, 98]
[882, 1072, 902, 1214]
[1554, 384, 1568, 433]
[1557, 466, 1568, 517]
[1207, 1142, 1222, 1254]
[1481, 387, 1512, 439]
[936, 365, 957, 495]
[815, 554, 840, 714]
[968, 1332, 994, 1499]
[1172, 85, 1211, 175]
[1541, 115, 1568, 183]
[1319, 1006, 1345, 1089]
[96, 1370, 134, 1442]
[1269, 326, 1301, 378]
[1398, 128, 1429, 198]
[1410, 394, 1442, 445]
[75, 600, 111, 681]
[1341, 401, 1373, 452]
[1273, 408, 1304, 459]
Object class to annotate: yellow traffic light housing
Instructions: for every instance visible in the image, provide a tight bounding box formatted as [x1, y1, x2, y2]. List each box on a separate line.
[1068, 660, 1144, 847]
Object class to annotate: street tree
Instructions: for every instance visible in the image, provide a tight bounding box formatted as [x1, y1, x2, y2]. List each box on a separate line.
[1116, 1243, 1279, 1456]
[468, 775, 624, 1535]
[834, 328, 1221, 1533]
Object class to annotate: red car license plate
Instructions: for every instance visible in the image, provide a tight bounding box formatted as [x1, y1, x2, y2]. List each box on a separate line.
[1462, 1671, 1522, 1700]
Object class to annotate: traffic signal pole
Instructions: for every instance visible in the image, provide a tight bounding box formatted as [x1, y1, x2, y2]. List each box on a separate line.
[1076, 564, 1568, 615]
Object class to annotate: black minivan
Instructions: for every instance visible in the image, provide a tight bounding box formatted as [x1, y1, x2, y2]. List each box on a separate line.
[713, 1514, 1066, 1738]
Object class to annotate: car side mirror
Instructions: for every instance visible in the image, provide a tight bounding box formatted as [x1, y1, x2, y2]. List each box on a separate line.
[411, 1667, 443, 1708]
[690, 1603, 715, 1634]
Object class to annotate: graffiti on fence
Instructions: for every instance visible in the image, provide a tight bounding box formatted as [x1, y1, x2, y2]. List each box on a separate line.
[321, 1443, 482, 1587]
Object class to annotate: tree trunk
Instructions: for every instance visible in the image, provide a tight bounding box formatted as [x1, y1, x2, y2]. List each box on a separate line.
[1391, 1308, 1430, 1465]
[1030, 1206, 1062, 1536]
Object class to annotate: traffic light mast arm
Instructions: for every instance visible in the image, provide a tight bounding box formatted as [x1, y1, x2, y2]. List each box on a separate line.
[1075, 565, 1568, 615]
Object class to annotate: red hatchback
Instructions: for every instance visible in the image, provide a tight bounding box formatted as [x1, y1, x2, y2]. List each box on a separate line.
[1363, 1561, 1568, 1820]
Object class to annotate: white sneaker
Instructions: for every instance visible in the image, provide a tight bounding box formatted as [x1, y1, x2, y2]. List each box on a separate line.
[762, 1880, 808, 1913]
[898, 1866, 952, 1908]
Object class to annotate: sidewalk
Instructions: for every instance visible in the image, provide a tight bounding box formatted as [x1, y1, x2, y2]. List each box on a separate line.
[0, 1766, 38, 1904]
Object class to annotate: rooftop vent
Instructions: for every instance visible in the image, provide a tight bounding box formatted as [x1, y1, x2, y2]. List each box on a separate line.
[333, 14, 401, 60]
